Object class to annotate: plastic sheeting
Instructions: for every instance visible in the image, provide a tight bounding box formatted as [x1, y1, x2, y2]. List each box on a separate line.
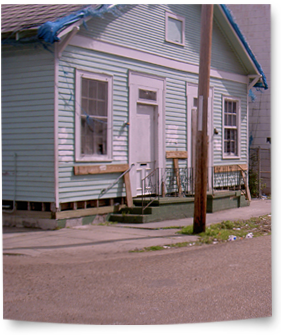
[37, 4, 122, 44]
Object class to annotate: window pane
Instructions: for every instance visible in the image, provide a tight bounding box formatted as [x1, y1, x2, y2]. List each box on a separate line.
[139, 89, 157, 101]
[89, 80, 97, 99]
[233, 102, 236, 114]
[224, 141, 228, 154]
[225, 129, 229, 139]
[88, 99, 96, 116]
[228, 101, 232, 113]
[81, 118, 94, 155]
[82, 98, 88, 115]
[97, 101, 107, 116]
[167, 16, 183, 44]
[82, 78, 88, 98]
[193, 98, 198, 108]
[230, 141, 234, 153]
[98, 82, 107, 100]
[94, 119, 107, 155]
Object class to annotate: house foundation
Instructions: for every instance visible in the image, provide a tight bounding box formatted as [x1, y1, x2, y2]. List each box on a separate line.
[2, 191, 249, 229]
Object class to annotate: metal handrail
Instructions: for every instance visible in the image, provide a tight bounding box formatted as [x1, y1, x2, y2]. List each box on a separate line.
[98, 163, 135, 199]
[141, 167, 159, 214]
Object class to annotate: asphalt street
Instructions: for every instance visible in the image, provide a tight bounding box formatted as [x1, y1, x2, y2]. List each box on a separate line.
[2, 199, 272, 325]
[3, 236, 271, 325]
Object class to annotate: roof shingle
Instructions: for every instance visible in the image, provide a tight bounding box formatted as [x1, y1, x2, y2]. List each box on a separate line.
[1, 4, 91, 33]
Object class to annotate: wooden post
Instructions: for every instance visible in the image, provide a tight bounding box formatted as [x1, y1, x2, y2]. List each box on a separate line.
[193, 4, 214, 234]
[192, 108, 197, 193]
[173, 158, 183, 197]
[124, 171, 133, 208]
[166, 151, 188, 196]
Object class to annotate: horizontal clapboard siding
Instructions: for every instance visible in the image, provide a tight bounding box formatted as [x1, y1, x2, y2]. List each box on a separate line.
[55, 4, 249, 202]
[79, 4, 246, 75]
[211, 78, 248, 166]
[58, 45, 193, 201]
[2, 44, 55, 202]
[58, 41, 248, 202]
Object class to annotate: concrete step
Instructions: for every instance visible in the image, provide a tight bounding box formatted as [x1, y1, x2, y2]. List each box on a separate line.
[133, 197, 195, 207]
[109, 192, 249, 224]
[109, 214, 149, 224]
[109, 202, 194, 223]
[119, 207, 154, 215]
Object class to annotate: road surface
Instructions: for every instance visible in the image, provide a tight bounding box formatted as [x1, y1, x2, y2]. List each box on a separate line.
[3, 235, 271, 325]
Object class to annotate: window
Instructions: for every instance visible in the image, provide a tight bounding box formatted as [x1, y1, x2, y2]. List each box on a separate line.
[223, 97, 240, 158]
[139, 89, 157, 101]
[165, 12, 185, 46]
[75, 70, 112, 162]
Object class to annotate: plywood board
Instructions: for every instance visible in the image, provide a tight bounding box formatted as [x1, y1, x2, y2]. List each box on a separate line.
[214, 164, 248, 173]
[166, 151, 188, 159]
[74, 164, 129, 175]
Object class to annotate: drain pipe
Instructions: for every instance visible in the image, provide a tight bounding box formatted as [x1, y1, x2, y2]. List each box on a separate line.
[2, 152, 17, 213]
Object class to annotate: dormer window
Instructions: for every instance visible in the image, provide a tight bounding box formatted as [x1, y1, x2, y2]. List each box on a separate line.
[165, 11, 185, 46]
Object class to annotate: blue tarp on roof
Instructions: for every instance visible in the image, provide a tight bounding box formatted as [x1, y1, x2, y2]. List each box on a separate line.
[37, 4, 122, 44]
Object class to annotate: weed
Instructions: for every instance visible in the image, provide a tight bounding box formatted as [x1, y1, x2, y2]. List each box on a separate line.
[98, 221, 118, 226]
[179, 215, 271, 244]
[129, 215, 271, 253]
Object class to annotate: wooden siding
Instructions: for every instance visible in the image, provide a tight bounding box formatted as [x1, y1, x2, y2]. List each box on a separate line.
[78, 4, 246, 75]
[57, 42, 248, 202]
[2, 45, 55, 202]
[211, 78, 248, 166]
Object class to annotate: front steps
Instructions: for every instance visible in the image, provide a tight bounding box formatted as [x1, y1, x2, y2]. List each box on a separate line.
[109, 197, 195, 224]
[109, 191, 250, 224]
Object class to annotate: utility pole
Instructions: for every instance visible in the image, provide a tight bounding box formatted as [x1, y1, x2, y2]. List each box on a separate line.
[193, 4, 214, 234]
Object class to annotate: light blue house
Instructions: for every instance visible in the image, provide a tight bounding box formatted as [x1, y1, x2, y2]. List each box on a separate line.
[2, 4, 267, 227]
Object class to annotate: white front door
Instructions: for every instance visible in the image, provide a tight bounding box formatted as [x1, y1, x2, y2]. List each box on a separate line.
[129, 72, 165, 197]
[135, 104, 156, 195]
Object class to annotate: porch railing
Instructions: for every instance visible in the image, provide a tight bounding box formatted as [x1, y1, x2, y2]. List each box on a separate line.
[140, 166, 248, 212]
[141, 168, 160, 214]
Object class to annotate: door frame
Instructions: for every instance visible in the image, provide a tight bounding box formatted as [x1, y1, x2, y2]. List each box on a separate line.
[186, 82, 214, 190]
[128, 71, 166, 197]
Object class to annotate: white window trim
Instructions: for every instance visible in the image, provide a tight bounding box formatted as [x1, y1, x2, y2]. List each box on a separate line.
[165, 11, 185, 46]
[222, 96, 241, 160]
[75, 69, 113, 162]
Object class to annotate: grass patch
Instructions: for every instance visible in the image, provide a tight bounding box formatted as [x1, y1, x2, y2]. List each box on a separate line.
[98, 221, 119, 226]
[130, 245, 165, 253]
[130, 215, 271, 253]
[179, 215, 271, 244]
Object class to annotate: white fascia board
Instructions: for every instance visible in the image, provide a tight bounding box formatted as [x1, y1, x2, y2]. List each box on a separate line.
[57, 16, 92, 39]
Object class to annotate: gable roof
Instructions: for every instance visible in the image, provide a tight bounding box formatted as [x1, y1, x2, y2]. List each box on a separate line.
[1, 4, 267, 89]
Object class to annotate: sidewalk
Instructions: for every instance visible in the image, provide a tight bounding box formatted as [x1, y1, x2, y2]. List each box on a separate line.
[2, 199, 271, 257]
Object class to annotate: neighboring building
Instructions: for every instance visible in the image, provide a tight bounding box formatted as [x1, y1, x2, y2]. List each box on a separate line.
[1, 4, 268, 227]
[228, 4, 271, 195]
